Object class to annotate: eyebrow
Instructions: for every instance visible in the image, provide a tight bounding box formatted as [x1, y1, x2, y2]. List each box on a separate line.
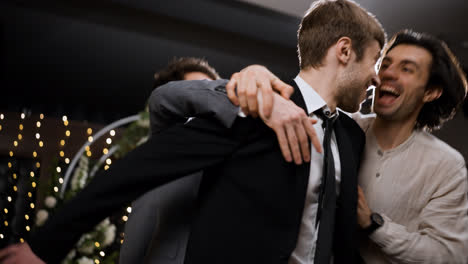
[382, 57, 420, 69]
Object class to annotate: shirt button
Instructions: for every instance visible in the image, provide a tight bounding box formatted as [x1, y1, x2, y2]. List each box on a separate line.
[376, 172, 380, 178]
[377, 150, 383, 156]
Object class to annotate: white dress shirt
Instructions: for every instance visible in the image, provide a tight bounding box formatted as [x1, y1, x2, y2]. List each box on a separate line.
[289, 76, 341, 264]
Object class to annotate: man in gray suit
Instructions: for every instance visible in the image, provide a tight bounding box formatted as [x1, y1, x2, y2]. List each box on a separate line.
[119, 57, 229, 264]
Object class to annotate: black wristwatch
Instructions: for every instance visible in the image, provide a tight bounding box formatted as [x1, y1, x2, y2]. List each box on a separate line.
[363, 212, 384, 235]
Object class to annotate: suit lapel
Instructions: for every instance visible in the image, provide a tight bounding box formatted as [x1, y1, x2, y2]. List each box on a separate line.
[289, 80, 360, 262]
[333, 115, 358, 262]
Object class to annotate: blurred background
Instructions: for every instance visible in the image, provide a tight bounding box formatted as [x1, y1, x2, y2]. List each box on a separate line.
[0, 0, 467, 260]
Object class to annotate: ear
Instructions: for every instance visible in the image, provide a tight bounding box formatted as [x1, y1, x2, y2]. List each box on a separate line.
[335, 37, 352, 65]
[423, 85, 443, 103]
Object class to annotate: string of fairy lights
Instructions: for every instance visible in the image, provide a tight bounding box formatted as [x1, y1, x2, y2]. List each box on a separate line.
[0, 112, 42, 244]
[0, 112, 133, 262]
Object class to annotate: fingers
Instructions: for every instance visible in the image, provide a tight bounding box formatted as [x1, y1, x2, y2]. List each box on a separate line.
[274, 126, 293, 163]
[226, 73, 240, 106]
[258, 79, 274, 118]
[305, 118, 322, 153]
[237, 72, 251, 116]
[3, 257, 17, 264]
[245, 75, 259, 118]
[272, 78, 294, 99]
[285, 124, 302, 165]
[294, 121, 310, 163]
[0, 244, 17, 259]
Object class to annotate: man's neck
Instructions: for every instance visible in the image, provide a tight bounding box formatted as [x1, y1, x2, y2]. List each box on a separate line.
[371, 116, 417, 151]
[299, 69, 338, 112]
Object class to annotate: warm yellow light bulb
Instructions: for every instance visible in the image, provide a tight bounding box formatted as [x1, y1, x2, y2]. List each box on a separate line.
[85, 146, 90, 152]
[36, 121, 41, 128]
[12, 173, 17, 179]
[3, 209, 8, 214]
[36, 162, 40, 168]
[9, 151, 13, 157]
[30, 203, 35, 209]
[19, 238, 24, 243]
[103, 148, 108, 155]
[33, 151, 37, 157]
[26, 226, 30, 231]
[60, 140, 65, 146]
[13, 141, 18, 147]
[27, 192, 32, 198]
[95, 260, 100, 264]
[40, 113, 44, 119]
[60, 151, 65, 157]
[13, 186, 17, 192]
[30, 171, 34, 177]
[39, 141, 44, 147]
[32, 182, 36, 188]
[87, 128, 93, 135]
[19, 124, 23, 130]
[64, 120, 69, 126]
[7, 162, 11, 168]
[4, 221, 8, 227]
[122, 215, 128, 222]
[86, 151, 92, 157]
[94, 242, 100, 248]
[25, 214, 29, 220]
[18, 134, 22, 140]
[104, 165, 109, 170]
[65, 130, 71, 137]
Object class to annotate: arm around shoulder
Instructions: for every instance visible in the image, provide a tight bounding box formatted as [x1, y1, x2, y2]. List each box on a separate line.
[148, 79, 240, 134]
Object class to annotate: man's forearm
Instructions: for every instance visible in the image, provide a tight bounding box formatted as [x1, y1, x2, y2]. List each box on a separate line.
[368, 167, 468, 263]
[148, 79, 239, 134]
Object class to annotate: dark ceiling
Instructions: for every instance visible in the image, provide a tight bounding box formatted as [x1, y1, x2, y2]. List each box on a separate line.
[1, 0, 467, 123]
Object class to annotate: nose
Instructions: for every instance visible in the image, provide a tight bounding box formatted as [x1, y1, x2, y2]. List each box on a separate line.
[371, 74, 381, 88]
[379, 64, 398, 81]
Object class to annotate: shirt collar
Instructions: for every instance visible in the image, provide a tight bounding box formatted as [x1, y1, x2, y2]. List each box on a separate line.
[294, 75, 337, 119]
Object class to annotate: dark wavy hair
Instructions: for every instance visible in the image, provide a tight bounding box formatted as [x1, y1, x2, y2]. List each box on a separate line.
[386, 30, 467, 130]
[153, 57, 220, 88]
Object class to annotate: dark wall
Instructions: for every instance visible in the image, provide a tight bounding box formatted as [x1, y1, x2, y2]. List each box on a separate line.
[1, 0, 300, 123]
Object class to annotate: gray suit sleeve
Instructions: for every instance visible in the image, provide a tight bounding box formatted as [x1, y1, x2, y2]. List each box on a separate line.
[148, 79, 240, 134]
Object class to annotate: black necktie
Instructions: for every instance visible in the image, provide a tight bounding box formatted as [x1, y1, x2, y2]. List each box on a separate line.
[314, 108, 336, 264]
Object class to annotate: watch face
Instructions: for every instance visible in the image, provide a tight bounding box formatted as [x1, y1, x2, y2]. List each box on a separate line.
[371, 213, 384, 226]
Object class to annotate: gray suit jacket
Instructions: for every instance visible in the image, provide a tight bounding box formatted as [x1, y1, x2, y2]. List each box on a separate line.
[119, 79, 239, 264]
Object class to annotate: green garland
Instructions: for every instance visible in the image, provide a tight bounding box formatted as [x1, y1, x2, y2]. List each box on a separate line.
[36, 110, 150, 264]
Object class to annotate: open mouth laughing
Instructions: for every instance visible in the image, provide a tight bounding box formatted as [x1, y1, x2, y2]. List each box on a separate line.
[377, 84, 401, 105]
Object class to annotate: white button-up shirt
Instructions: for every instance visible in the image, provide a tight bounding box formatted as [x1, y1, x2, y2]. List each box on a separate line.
[289, 76, 341, 264]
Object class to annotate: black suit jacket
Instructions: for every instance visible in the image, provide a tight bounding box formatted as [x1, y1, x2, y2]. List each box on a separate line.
[30, 81, 365, 264]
